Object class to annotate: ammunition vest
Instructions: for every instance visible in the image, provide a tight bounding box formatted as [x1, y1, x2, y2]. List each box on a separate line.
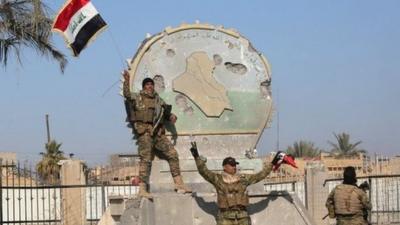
[134, 93, 156, 123]
[128, 92, 162, 124]
[217, 175, 249, 209]
[333, 184, 364, 215]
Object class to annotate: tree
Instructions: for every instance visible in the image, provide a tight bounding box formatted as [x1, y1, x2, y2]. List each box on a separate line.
[328, 132, 366, 158]
[0, 0, 67, 72]
[36, 140, 66, 184]
[287, 140, 321, 158]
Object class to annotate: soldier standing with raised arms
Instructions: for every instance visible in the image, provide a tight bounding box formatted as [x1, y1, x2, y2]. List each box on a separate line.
[326, 166, 372, 225]
[189, 142, 297, 225]
[123, 71, 191, 198]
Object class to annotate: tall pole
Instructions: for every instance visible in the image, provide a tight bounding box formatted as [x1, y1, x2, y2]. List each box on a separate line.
[45, 114, 51, 143]
[276, 88, 280, 152]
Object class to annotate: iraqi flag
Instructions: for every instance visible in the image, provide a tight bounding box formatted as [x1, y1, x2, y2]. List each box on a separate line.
[52, 0, 107, 56]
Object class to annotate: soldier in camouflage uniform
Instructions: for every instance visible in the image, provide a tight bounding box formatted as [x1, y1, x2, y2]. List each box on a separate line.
[190, 142, 289, 225]
[122, 71, 191, 198]
[358, 181, 371, 225]
[326, 166, 372, 225]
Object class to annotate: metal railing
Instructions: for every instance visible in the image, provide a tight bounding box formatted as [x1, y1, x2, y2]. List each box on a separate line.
[264, 174, 400, 225]
[0, 160, 138, 225]
[264, 180, 306, 206]
[3, 158, 399, 225]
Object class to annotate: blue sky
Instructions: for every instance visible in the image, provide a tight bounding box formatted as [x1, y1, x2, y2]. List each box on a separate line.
[1, 0, 399, 165]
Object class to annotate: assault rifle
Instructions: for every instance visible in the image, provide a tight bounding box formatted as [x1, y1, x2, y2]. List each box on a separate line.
[151, 104, 172, 137]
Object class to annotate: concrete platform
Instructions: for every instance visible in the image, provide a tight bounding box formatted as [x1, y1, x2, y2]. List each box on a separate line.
[114, 191, 315, 225]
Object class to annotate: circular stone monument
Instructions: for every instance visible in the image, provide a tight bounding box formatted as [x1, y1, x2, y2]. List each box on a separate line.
[125, 23, 273, 159]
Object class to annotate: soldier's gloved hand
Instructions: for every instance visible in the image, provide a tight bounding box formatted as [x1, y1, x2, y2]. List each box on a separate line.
[271, 151, 286, 171]
[169, 114, 177, 124]
[122, 70, 129, 80]
[190, 142, 199, 158]
[271, 151, 286, 166]
[272, 152, 298, 171]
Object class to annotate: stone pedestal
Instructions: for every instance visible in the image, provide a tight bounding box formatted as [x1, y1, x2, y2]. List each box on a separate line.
[305, 163, 329, 225]
[119, 192, 315, 225]
[59, 160, 86, 225]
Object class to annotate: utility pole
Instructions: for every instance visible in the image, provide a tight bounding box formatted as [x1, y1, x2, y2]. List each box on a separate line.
[45, 114, 51, 143]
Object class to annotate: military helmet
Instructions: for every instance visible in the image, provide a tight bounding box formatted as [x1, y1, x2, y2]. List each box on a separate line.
[142, 77, 154, 88]
[343, 166, 357, 185]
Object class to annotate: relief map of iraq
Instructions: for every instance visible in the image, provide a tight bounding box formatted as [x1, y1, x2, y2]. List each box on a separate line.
[125, 24, 273, 136]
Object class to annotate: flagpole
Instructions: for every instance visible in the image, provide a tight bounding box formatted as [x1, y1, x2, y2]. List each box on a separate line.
[106, 29, 127, 69]
[52, 0, 130, 96]
[101, 79, 121, 97]
[276, 87, 280, 152]
[101, 29, 128, 97]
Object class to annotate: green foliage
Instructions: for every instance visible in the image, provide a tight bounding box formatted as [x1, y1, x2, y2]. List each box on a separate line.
[0, 0, 67, 72]
[36, 140, 66, 184]
[287, 140, 321, 158]
[328, 132, 366, 158]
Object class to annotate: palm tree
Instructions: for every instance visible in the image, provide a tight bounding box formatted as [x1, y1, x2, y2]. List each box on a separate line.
[0, 0, 67, 72]
[328, 132, 366, 158]
[36, 140, 66, 184]
[287, 140, 321, 158]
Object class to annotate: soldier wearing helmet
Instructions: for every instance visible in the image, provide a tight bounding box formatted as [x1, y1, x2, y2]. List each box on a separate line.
[123, 70, 191, 199]
[326, 166, 372, 225]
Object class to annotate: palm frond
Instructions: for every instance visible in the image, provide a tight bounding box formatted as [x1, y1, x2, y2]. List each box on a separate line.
[287, 140, 322, 158]
[37, 139, 66, 184]
[328, 132, 366, 158]
[0, 0, 67, 72]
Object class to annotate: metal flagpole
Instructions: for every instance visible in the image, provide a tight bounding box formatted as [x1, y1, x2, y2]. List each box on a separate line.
[276, 88, 280, 152]
[101, 29, 130, 97]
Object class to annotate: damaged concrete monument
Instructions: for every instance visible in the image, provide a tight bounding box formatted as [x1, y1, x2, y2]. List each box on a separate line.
[98, 23, 315, 225]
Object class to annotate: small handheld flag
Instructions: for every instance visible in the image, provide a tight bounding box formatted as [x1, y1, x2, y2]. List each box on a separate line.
[52, 0, 107, 56]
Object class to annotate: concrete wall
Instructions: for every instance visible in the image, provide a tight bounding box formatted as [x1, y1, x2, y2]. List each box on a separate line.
[59, 160, 86, 225]
[305, 163, 329, 225]
[119, 192, 315, 225]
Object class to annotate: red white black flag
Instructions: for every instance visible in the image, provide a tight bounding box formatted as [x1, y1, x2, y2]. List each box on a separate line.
[52, 0, 107, 56]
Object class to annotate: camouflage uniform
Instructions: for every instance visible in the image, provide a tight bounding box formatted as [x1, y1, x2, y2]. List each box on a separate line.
[124, 89, 181, 184]
[326, 184, 372, 225]
[195, 157, 273, 225]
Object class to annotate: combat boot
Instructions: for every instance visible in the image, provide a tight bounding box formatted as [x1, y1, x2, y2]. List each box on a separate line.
[173, 175, 192, 194]
[138, 182, 153, 199]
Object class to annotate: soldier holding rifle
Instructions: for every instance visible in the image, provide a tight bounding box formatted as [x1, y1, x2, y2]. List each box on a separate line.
[123, 71, 191, 199]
